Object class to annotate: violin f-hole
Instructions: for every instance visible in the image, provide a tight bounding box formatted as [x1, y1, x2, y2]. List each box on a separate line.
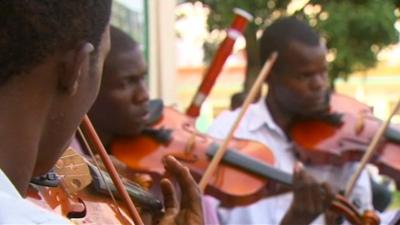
[66, 197, 87, 219]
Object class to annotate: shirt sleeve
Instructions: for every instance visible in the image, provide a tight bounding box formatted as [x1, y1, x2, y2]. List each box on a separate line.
[0, 192, 71, 225]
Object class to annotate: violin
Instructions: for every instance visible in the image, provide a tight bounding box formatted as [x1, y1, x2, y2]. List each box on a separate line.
[27, 148, 132, 224]
[206, 145, 380, 225]
[112, 106, 275, 207]
[27, 147, 162, 224]
[290, 93, 400, 186]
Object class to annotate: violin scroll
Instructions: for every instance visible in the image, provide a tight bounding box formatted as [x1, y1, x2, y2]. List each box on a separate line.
[331, 195, 380, 225]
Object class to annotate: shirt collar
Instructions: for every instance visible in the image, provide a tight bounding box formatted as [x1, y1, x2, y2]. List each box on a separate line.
[0, 169, 22, 199]
[247, 98, 285, 136]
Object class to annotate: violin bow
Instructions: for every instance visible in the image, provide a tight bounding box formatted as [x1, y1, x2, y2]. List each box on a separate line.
[345, 98, 400, 197]
[76, 127, 126, 219]
[186, 8, 253, 118]
[198, 52, 278, 192]
[80, 115, 144, 225]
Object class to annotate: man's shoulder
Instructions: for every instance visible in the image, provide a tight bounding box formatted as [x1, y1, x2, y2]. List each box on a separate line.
[0, 191, 70, 224]
[0, 175, 70, 225]
[207, 105, 258, 139]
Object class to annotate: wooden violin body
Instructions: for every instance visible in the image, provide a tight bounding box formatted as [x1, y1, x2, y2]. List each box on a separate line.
[112, 107, 276, 206]
[27, 184, 133, 225]
[26, 147, 162, 224]
[206, 142, 380, 225]
[291, 93, 400, 186]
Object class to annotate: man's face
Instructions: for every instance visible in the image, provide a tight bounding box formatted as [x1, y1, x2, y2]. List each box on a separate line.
[269, 40, 329, 117]
[90, 47, 149, 137]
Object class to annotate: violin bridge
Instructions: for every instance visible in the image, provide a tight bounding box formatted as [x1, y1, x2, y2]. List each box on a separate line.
[354, 114, 365, 135]
[54, 147, 93, 195]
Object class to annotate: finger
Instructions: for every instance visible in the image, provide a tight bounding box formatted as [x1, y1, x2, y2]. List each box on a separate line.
[292, 162, 307, 205]
[293, 162, 306, 189]
[163, 155, 201, 208]
[301, 177, 318, 213]
[311, 182, 324, 213]
[324, 208, 340, 225]
[304, 172, 327, 213]
[293, 163, 322, 213]
[321, 182, 335, 208]
[160, 178, 179, 216]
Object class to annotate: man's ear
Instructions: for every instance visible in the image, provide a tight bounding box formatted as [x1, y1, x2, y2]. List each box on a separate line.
[58, 42, 94, 95]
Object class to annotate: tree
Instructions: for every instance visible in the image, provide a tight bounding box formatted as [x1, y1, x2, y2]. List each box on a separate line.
[187, 0, 399, 106]
[301, 0, 399, 86]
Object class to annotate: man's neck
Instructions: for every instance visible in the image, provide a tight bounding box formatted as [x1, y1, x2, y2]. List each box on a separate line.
[0, 106, 44, 196]
[265, 94, 294, 136]
[0, 68, 53, 196]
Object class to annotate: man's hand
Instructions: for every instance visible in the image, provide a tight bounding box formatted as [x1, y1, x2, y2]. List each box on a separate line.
[281, 162, 335, 225]
[157, 156, 204, 225]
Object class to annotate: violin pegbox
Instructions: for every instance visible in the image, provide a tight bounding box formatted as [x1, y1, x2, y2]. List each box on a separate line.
[54, 147, 92, 195]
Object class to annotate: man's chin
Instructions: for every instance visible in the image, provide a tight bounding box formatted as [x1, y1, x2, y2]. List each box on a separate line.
[301, 104, 330, 118]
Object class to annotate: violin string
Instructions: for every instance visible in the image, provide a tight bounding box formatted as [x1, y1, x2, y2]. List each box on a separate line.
[59, 162, 87, 168]
[59, 153, 79, 159]
[58, 173, 94, 178]
[76, 127, 125, 219]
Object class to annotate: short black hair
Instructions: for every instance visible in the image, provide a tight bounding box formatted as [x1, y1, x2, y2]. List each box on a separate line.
[109, 25, 139, 58]
[103, 25, 140, 75]
[260, 17, 320, 73]
[0, 0, 112, 85]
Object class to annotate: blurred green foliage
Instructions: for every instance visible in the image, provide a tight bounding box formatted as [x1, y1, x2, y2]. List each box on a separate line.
[185, 0, 399, 89]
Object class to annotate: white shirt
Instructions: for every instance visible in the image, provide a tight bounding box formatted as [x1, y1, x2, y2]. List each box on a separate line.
[0, 169, 70, 224]
[207, 98, 372, 225]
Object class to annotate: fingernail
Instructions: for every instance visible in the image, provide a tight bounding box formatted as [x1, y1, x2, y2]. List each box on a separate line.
[163, 155, 174, 165]
[294, 161, 304, 172]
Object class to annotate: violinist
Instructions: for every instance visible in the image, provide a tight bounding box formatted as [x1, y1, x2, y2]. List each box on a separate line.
[207, 17, 372, 224]
[88, 25, 150, 151]
[0, 1, 203, 225]
[87, 25, 220, 224]
[0, 0, 111, 223]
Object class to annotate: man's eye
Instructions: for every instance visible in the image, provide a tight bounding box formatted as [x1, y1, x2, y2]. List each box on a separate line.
[299, 73, 310, 80]
[125, 77, 139, 84]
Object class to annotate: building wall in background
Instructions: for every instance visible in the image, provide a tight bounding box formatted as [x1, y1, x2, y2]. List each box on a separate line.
[112, 0, 177, 105]
[111, 0, 147, 52]
[148, 0, 177, 105]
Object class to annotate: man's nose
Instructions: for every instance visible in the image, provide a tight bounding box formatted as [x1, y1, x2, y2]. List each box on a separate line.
[310, 73, 327, 91]
[133, 82, 149, 103]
